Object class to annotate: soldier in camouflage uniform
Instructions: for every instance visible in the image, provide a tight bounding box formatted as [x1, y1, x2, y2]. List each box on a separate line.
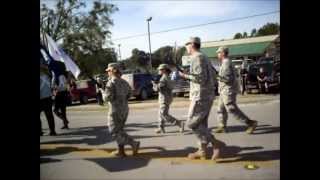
[153, 64, 184, 134]
[103, 63, 140, 157]
[179, 37, 224, 161]
[215, 46, 258, 134]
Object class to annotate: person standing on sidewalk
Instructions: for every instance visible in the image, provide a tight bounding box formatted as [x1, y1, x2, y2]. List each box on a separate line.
[215, 46, 258, 134]
[153, 64, 184, 134]
[103, 63, 140, 157]
[40, 63, 57, 136]
[52, 65, 70, 129]
[179, 37, 224, 161]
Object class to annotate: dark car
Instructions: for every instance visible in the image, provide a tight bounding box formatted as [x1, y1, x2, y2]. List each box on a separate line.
[122, 72, 154, 100]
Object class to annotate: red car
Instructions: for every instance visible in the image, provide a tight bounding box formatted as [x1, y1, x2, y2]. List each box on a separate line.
[68, 79, 97, 104]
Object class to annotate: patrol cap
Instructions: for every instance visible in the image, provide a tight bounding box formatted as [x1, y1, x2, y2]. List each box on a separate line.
[157, 64, 170, 70]
[105, 63, 120, 72]
[185, 37, 201, 46]
[216, 46, 229, 54]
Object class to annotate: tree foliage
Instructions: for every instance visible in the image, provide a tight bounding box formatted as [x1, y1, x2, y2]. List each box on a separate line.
[40, 0, 119, 78]
[233, 33, 243, 39]
[121, 45, 187, 73]
[233, 22, 279, 39]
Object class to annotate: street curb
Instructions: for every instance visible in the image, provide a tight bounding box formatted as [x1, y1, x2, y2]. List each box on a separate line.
[67, 95, 279, 112]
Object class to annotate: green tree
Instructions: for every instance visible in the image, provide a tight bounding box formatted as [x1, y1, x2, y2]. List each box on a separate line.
[250, 28, 257, 37]
[256, 23, 280, 36]
[243, 32, 248, 38]
[40, 0, 118, 78]
[233, 33, 243, 39]
[152, 46, 175, 68]
[175, 46, 187, 65]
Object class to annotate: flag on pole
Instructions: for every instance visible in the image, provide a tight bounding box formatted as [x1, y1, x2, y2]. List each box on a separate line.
[44, 33, 81, 79]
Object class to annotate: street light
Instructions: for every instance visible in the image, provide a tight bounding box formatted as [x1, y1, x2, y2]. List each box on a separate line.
[118, 44, 121, 61]
[146, 16, 152, 70]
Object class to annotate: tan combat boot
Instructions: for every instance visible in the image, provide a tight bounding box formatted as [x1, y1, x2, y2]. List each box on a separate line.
[131, 141, 140, 156]
[246, 120, 258, 134]
[211, 138, 225, 161]
[112, 145, 127, 158]
[175, 120, 185, 133]
[215, 125, 227, 133]
[155, 127, 165, 134]
[188, 143, 207, 160]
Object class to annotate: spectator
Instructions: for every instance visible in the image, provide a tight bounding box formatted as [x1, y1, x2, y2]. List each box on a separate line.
[53, 68, 70, 129]
[40, 63, 57, 136]
[96, 77, 104, 106]
[257, 67, 269, 93]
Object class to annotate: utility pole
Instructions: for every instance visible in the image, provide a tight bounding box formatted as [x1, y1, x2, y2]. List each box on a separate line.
[118, 44, 121, 61]
[146, 17, 152, 70]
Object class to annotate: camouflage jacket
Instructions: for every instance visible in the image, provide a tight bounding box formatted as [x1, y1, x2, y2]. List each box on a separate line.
[157, 74, 175, 104]
[185, 51, 216, 101]
[218, 58, 238, 94]
[104, 76, 132, 107]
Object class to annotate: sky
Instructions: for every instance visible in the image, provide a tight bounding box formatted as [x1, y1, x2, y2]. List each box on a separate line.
[41, 0, 280, 60]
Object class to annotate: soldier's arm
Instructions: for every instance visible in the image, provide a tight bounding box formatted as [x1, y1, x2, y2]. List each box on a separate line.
[126, 82, 132, 99]
[218, 61, 234, 84]
[158, 76, 167, 93]
[184, 57, 207, 85]
[104, 81, 115, 102]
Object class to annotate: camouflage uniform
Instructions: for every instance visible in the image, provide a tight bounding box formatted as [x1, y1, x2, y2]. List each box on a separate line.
[217, 56, 253, 128]
[185, 51, 217, 145]
[104, 76, 135, 146]
[157, 73, 178, 128]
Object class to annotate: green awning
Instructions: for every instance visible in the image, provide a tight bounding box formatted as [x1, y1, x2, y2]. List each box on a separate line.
[201, 41, 272, 58]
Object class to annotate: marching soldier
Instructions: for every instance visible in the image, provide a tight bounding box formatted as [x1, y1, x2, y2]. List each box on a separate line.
[153, 64, 184, 134]
[179, 37, 224, 161]
[103, 63, 140, 157]
[215, 46, 258, 134]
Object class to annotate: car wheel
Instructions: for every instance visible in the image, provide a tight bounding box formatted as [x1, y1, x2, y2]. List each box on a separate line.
[177, 92, 184, 97]
[140, 89, 148, 100]
[80, 95, 89, 104]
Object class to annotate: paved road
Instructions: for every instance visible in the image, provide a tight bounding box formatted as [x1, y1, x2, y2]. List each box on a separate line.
[40, 95, 280, 180]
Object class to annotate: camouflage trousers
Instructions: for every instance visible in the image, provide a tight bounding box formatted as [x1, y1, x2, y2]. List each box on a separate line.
[187, 98, 215, 145]
[217, 92, 250, 127]
[158, 101, 178, 128]
[108, 107, 134, 146]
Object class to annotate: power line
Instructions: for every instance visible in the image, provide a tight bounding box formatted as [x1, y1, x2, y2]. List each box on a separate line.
[112, 10, 279, 41]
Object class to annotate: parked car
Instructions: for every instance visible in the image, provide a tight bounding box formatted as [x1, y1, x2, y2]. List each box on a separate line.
[122, 72, 154, 100]
[68, 79, 97, 104]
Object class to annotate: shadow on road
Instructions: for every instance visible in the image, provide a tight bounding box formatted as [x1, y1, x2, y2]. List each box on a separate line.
[41, 126, 112, 146]
[40, 146, 92, 156]
[216, 145, 280, 163]
[40, 143, 279, 171]
[40, 125, 166, 147]
[40, 157, 62, 164]
[209, 124, 280, 134]
[84, 146, 194, 172]
[83, 145, 278, 172]
[126, 122, 158, 129]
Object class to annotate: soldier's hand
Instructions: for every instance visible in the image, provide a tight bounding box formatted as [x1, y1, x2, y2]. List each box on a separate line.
[178, 71, 186, 78]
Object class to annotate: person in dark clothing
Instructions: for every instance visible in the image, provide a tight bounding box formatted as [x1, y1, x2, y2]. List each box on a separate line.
[95, 77, 105, 106]
[257, 67, 269, 93]
[53, 69, 70, 129]
[240, 63, 248, 95]
[40, 64, 57, 136]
